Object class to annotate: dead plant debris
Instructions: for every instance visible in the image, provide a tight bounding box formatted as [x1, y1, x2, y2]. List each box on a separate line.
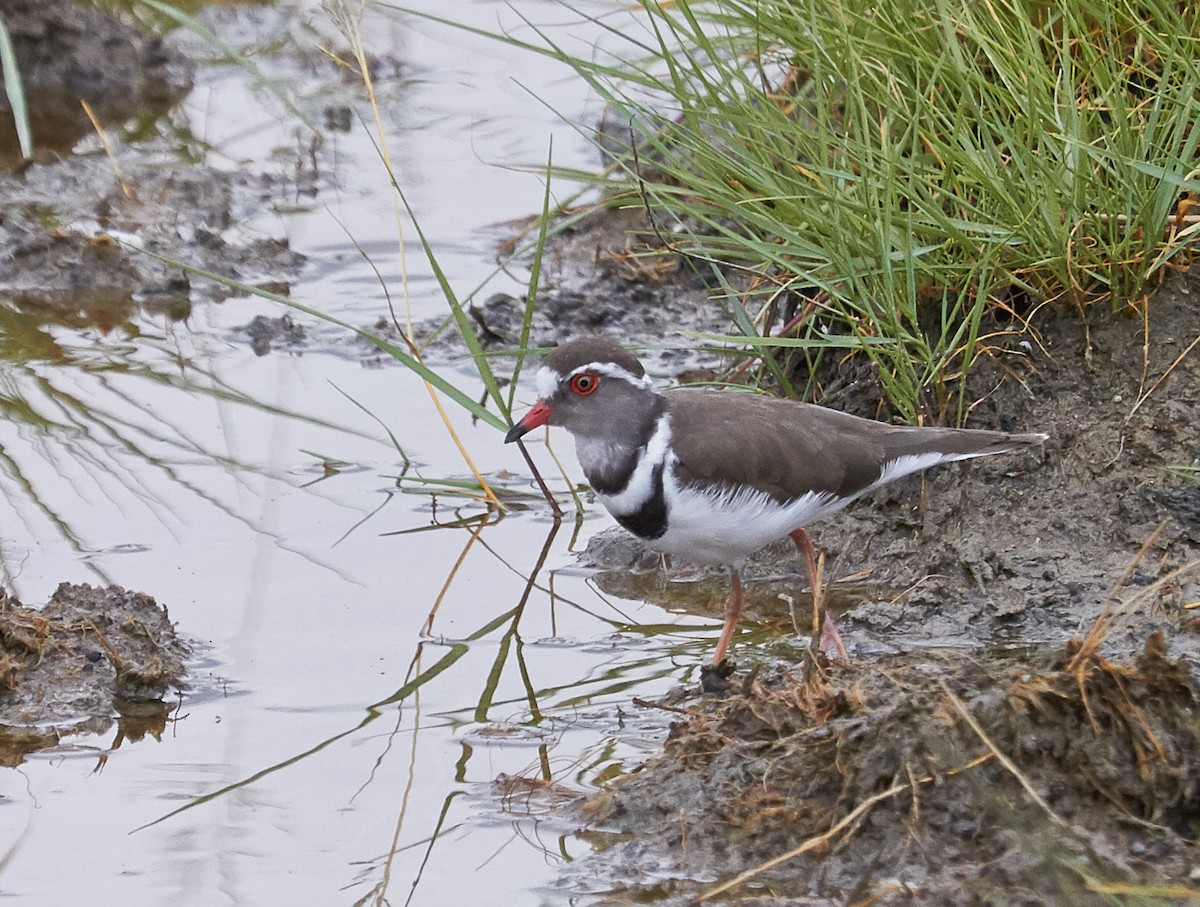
[579, 638, 1200, 905]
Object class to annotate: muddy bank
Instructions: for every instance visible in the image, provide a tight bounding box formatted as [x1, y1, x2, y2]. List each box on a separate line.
[571, 636, 1199, 904]
[0, 583, 189, 766]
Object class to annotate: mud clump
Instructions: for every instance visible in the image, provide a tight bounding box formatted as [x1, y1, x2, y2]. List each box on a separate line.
[0, 0, 193, 155]
[0, 2, 305, 336]
[0, 583, 189, 766]
[244, 313, 309, 356]
[579, 636, 1200, 904]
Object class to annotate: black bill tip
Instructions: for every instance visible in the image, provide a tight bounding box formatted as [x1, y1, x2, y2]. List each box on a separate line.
[504, 422, 530, 444]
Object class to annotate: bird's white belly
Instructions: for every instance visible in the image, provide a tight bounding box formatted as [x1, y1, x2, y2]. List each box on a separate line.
[649, 469, 844, 567]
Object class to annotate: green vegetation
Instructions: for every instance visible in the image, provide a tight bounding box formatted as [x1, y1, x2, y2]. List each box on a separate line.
[515, 0, 1200, 420]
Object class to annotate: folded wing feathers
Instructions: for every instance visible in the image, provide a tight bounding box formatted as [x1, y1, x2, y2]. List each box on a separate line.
[667, 390, 1045, 502]
[879, 426, 1048, 463]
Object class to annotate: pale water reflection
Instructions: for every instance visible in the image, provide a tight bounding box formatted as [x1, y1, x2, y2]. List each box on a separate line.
[0, 1, 709, 904]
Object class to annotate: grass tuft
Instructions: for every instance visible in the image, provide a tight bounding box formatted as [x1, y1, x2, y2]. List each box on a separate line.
[517, 0, 1200, 420]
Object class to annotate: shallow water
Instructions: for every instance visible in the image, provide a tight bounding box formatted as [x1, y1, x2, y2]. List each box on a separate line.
[0, 2, 711, 903]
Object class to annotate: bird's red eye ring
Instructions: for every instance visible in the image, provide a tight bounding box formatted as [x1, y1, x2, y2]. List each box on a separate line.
[570, 373, 599, 396]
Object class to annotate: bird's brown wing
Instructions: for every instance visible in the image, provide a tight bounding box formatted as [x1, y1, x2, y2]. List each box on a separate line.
[666, 391, 888, 501]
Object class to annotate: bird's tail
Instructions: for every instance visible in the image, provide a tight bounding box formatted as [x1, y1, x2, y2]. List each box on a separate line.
[881, 427, 1047, 464]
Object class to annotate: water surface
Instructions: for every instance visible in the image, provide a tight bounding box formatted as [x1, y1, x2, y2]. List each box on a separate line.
[0, 2, 711, 903]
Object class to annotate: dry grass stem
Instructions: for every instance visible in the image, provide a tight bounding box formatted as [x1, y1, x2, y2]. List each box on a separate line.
[81, 99, 132, 199]
[693, 782, 908, 904]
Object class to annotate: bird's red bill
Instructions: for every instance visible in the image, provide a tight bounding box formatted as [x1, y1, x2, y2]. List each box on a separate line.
[504, 400, 554, 443]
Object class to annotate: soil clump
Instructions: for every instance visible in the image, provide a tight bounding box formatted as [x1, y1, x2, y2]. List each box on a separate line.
[574, 636, 1199, 904]
[0, 583, 189, 766]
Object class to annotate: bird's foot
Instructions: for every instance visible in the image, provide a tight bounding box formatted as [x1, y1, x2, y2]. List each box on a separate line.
[700, 658, 735, 694]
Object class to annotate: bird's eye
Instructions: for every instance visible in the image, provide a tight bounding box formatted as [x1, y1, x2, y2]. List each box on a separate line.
[570, 373, 599, 396]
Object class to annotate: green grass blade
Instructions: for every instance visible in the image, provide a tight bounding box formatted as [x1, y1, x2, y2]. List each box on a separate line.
[388, 184, 510, 421]
[507, 142, 555, 411]
[0, 12, 31, 160]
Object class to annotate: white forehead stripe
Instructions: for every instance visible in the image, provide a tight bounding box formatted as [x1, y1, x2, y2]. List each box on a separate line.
[577, 362, 656, 390]
[535, 365, 559, 399]
[536, 359, 656, 399]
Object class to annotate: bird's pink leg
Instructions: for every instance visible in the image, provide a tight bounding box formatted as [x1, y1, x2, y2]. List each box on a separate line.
[712, 568, 745, 666]
[789, 528, 848, 659]
[789, 528, 822, 635]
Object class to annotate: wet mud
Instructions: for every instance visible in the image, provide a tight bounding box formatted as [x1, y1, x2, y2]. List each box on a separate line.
[0, 2, 305, 344]
[0, 583, 189, 766]
[574, 637, 1199, 904]
[0, 0, 192, 156]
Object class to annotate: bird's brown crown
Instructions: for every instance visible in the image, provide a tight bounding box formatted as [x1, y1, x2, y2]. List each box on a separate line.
[542, 337, 645, 380]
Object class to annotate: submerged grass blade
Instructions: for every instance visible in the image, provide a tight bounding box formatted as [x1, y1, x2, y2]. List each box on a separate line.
[330, 382, 411, 467]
